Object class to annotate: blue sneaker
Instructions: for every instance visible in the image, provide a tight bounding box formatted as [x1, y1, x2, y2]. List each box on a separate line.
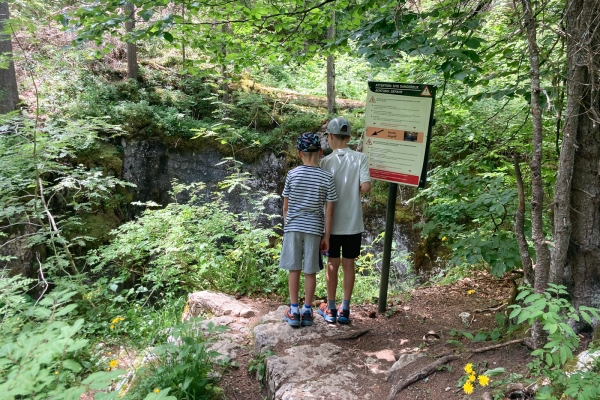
[337, 307, 350, 324]
[301, 308, 314, 326]
[318, 303, 337, 324]
[284, 307, 301, 327]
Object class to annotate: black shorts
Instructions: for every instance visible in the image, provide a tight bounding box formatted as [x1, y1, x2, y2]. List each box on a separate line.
[327, 233, 362, 259]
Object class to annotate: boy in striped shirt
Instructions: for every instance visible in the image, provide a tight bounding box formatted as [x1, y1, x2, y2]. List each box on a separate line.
[279, 132, 338, 327]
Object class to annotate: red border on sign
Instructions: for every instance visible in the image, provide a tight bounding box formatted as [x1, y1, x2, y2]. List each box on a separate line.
[370, 169, 419, 186]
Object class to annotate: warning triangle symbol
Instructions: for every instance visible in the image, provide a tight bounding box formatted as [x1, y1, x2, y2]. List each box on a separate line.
[369, 96, 376, 103]
[366, 138, 372, 145]
[420, 86, 432, 97]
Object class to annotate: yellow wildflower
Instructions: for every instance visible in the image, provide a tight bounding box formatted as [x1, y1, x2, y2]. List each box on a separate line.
[109, 359, 118, 369]
[467, 289, 475, 295]
[110, 324, 115, 330]
[468, 372, 476, 382]
[463, 380, 474, 394]
[153, 388, 160, 393]
[55, 370, 59, 375]
[366, 253, 374, 258]
[464, 363, 473, 374]
[478, 375, 490, 387]
[441, 236, 447, 241]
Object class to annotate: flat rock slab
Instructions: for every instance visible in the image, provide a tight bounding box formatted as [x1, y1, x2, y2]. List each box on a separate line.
[255, 306, 394, 400]
[184, 291, 258, 319]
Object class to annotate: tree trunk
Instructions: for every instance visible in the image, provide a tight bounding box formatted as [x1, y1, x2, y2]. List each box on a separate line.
[520, 0, 551, 293]
[125, 2, 138, 80]
[220, 20, 231, 105]
[513, 155, 534, 285]
[326, 9, 336, 115]
[0, 2, 19, 114]
[520, 0, 551, 349]
[561, 0, 600, 314]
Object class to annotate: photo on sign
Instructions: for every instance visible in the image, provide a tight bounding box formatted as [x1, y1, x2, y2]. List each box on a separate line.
[403, 131, 418, 142]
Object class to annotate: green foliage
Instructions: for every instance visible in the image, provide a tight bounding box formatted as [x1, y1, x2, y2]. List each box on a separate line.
[0, 114, 133, 275]
[248, 349, 275, 381]
[127, 321, 223, 400]
[88, 182, 284, 297]
[0, 279, 123, 399]
[416, 166, 522, 277]
[508, 285, 600, 399]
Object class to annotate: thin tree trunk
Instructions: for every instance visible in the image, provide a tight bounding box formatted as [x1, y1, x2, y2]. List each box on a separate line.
[513, 155, 534, 285]
[520, 0, 551, 349]
[326, 9, 336, 115]
[0, 2, 19, 114]
[221, 20, 230, 105]
[181, 0, 186, 67]
[125, 2, 138, 80]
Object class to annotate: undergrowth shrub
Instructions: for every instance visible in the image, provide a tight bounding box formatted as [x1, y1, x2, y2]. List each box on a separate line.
[509, 284, 600, 400]
[88, 183, 285, 298]
[0, 276, 124, 399]
[127, 321, 224, 400]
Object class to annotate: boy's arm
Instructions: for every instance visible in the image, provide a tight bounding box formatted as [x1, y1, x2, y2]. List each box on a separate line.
[359, 153, 371, 193]
[320, 201, 334, 252]
[282, 197, 289, 225]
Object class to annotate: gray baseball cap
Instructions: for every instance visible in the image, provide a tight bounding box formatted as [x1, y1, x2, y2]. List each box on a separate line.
[326, 117, 351, 136]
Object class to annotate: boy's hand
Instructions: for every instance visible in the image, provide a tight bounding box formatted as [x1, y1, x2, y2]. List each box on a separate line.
[320, 237, 329, 252]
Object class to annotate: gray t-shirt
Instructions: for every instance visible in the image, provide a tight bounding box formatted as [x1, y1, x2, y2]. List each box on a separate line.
[320, 148, 371, 235]
[282, 165, 338, 236]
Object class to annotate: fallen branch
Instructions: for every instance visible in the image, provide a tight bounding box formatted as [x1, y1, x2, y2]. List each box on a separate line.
[388, 354, 459, 399]
[472, 303, 507, 313]
[469, 338, 524, 354]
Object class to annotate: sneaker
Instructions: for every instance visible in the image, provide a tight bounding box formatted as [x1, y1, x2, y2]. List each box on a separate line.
[284, 307, 301, 327]
[337, 307, 350, 324]
[318, 303, 337, 324]
[301, 308, 314, 326]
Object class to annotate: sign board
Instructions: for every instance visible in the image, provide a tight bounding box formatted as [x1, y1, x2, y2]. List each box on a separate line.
[363, 82, 436, 188]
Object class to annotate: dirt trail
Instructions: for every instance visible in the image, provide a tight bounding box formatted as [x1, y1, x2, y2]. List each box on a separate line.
[218, 273, 533, 400]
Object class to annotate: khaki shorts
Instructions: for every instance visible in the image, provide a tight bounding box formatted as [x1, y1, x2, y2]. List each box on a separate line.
[279, 231, 321, 274]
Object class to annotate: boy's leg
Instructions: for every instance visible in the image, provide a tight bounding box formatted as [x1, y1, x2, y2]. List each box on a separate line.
[341, 257, 356, 305]
[302, 272, 316, 326]
[304, 272, 316, 305]
[337, 233, 362, 324]
[300, 233, 321, 327]
[326, 257, 340, 304]
[288, 270, 301, 305]
[283, 269, 301, 327]
[279, 232, 303, 327]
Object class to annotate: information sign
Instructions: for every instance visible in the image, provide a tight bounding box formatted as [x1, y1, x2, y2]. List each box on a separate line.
[363, 82, 436, 188]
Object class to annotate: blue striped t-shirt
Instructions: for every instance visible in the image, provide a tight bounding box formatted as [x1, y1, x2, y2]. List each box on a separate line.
[282, 165, 338, 236]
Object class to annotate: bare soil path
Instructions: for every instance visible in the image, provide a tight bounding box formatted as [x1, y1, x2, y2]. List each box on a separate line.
[219, 273, 534, 400]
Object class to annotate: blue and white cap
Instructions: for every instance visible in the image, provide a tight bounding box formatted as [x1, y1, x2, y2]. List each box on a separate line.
[296, 132, 321, 152]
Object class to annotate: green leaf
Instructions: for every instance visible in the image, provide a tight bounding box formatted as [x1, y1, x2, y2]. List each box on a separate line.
[163, 32, 174, 43]
[62, 359, 83, 372]
[482, 367, 505, 376]
[508, 306, 521, 319]
[473, 332, 487, 342]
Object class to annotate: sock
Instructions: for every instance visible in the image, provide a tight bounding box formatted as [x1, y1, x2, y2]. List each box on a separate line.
[327, 299, 336, 310]
[303, 304, 312, 313]
[341, 299, 350, 311]
[290, 303, 299, 314]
